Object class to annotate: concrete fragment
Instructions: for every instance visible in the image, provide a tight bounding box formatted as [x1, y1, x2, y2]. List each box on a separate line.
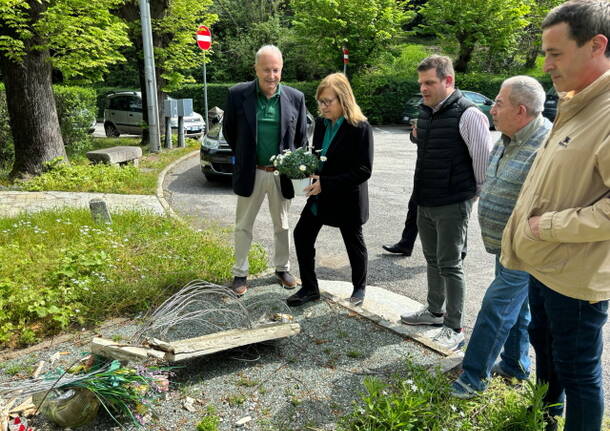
[86, 146, 142, 165]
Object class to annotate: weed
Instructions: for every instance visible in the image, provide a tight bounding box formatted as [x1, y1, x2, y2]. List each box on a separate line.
[336, 330, 348, 338]
[2, 360, 35, 377]
[227, 394, 246, 407]
[236, 376, 258, 387]
[289, 396, 302, 407]
[196, 405, 220, 431]
[346, 350, 363, 359]
[111, 334, 123, 342]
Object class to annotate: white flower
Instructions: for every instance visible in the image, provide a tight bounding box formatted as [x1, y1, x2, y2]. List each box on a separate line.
[270, 155, 276, 161]
[450, 404, 457, 412]
[320, 156, 327, 162]
[299, 165, 306, 171]
[273, 170, 280, 176]
[273, 160, 278, 166]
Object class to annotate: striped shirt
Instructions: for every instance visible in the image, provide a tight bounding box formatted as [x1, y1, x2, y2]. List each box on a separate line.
[434, 92, 492, 195]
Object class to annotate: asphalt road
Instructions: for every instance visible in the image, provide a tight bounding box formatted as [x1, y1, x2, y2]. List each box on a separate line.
[162, 125, 609, 409]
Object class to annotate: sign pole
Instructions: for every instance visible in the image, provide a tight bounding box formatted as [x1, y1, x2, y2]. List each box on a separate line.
[203, 52, 208, 134]
[196, 25, 212, 133]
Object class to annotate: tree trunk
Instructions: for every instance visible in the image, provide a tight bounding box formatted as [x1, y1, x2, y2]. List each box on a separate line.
[0, 0, 67, 178]
[454, 41, 475, 73]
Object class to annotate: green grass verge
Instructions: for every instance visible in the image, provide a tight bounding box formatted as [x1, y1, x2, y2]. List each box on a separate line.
[4, 137, 199, 195]
[340, 359, 557, 431]
[0, 208, 266, 348]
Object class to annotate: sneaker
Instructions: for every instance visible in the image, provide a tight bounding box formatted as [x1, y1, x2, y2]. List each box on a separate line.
[450, 379, 478, 399]
[400, 308, 443, 326]
[491, 362, 528, 383]
[433, 326, 465, 351]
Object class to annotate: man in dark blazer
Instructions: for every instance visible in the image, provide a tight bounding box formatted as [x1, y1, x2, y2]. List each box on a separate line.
[223, 44, 309, 295]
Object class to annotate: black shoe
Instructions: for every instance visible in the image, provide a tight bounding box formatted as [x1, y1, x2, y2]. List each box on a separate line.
[382, 243, 412, 256]
[230, 276, 248, 296]
[286, 288, 320, 307]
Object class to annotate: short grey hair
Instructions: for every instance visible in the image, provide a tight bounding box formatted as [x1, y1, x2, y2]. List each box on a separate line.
[255, 45, 283, 65]
[501, 75, 546, 116]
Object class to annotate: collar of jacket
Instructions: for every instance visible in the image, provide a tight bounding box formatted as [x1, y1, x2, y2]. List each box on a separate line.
[556, 69, 610, 128]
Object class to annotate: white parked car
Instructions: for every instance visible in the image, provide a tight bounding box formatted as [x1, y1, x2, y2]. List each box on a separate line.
[103, 91, 205, 139]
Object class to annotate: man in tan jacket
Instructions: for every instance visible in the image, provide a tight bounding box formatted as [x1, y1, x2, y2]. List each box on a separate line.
[500, 1, 610, 430]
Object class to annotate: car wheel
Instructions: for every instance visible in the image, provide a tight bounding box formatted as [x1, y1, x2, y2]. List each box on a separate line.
[104, 123, 120, 138]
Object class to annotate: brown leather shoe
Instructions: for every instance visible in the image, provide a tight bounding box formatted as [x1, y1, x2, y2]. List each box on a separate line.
[275, 271, 297, 289]
[230, 276, 248, 296]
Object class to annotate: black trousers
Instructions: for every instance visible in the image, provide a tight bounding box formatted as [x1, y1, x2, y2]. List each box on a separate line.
[398, 192, 468, 259]
[294, 209, 367, 295]
[397, 193, 418, 250]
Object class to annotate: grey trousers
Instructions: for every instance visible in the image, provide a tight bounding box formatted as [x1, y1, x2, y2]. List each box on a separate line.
[417, 199, 473, 329]
[233, 169, 291, 277]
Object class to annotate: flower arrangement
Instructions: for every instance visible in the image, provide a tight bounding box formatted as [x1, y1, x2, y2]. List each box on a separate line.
[32, 356, 174, 428]
[270, 147, 322, 179]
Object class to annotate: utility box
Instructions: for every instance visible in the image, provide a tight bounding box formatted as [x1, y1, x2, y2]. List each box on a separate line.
[164, 99, 177, 118]
[177, 99, 193, 117]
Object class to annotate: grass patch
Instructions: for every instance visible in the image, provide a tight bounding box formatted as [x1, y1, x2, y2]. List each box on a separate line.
[340, 359, 555, 431]
[0, 208, 267, 348]
[197, 405, 221, 431]
[5, 137, 199, 194]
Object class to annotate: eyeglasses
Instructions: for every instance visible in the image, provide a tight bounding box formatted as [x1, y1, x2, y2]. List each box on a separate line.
[317, 98, 336, 107]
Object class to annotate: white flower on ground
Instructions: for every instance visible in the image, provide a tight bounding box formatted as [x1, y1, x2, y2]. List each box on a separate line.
[299, 165, 306, 171]
[320, 156, 327, 162]
[273, 170, 280, 176]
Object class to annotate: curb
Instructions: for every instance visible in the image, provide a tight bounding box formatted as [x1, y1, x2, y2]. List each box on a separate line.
[155, 149, 199, 221]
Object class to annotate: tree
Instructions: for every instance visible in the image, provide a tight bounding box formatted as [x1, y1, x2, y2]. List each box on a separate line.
[0, 0, 129, 178]
[520, 0, 564, 69]
[419, 0, 530, 73]
[111, 0, 216, 145]
[291, 0, 412, 74]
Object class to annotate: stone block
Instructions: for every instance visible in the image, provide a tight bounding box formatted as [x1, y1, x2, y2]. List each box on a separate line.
[86, 146, 142, 165]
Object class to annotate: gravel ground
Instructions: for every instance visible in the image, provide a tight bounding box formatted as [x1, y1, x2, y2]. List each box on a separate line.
[1, 281, 441, 430]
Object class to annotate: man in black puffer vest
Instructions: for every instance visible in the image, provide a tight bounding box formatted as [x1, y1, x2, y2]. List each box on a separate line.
[401, 55, 492, 351]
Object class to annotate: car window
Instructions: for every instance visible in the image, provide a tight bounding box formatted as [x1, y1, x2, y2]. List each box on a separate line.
[108, 96, 130, 110]
[464, 92, 486, 104]
[128, 97, 142, 113]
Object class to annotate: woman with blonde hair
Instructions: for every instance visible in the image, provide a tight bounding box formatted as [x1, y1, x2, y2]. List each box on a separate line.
[286, 73, 374, 307]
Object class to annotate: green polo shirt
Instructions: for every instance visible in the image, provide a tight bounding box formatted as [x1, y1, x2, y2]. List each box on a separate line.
[255, 81, 281, 166]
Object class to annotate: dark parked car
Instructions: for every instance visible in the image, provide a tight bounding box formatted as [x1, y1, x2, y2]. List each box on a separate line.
[401, 90, 495, 129]
[200, 108, 315, 182]
[542, 87, 558, 122]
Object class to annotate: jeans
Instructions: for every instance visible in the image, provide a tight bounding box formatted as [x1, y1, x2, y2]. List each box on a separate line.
[529, 276, 608, 431]
[459, 256, 530, 391]
[417, 199, 473, 329]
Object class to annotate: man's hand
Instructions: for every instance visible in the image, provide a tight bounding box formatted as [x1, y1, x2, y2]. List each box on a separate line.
[528, 216, 541, 239]
[305, 175, 321, 197]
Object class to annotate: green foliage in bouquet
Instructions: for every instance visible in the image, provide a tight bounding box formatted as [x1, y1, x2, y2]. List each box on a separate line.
[271, 147, 321, 180]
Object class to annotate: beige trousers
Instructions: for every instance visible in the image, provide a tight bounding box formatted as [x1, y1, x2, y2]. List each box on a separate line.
[233, 169, 291, 277]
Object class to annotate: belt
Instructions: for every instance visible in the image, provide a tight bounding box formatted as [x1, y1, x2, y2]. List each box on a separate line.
[256, 165, 275, 172]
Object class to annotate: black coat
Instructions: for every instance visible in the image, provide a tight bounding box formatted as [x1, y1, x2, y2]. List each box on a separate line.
[223, 80, 309, 199]
[303, 117, 374, 227]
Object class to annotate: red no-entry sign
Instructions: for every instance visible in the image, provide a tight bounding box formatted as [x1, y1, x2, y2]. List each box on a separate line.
[342, 48, 349, 64]
[196, 26, 211, 51]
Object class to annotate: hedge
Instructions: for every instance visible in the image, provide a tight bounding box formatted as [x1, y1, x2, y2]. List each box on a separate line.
[95, 71, 553, 125]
